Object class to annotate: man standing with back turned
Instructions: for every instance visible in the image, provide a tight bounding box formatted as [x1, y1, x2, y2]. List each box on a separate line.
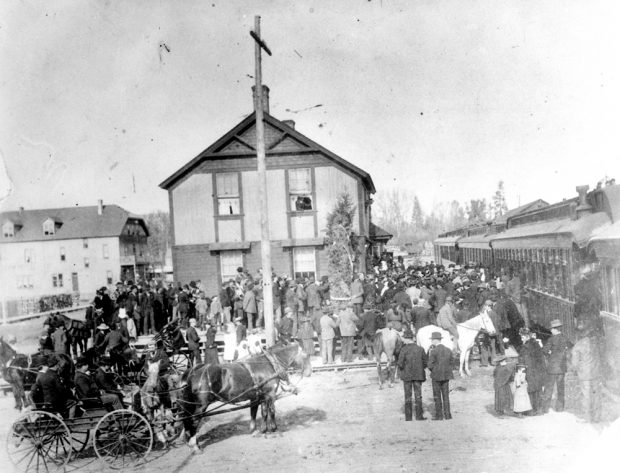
[427, 331, 454, 420]
[397, 328, 427, 421]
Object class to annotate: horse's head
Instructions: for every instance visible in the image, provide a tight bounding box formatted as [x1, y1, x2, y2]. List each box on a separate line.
[0, 337, 17, 362]
[480, 309, 496, 335]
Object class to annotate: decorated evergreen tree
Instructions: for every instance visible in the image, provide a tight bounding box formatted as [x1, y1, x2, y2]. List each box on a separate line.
[325, 192, 357, 299]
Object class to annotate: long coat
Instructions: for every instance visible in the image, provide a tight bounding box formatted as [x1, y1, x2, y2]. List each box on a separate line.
[306, 283, 320, 308]
[320, 314, 338, 340]
[359, 310, 377, 338]
[543, 333, 572, 374]
[338, 309, 359, 337]
[242, 290, 257, 314]
[519, 339, 546, 392]
[427, 344, 454, 381]
[397, 343, 427, 381]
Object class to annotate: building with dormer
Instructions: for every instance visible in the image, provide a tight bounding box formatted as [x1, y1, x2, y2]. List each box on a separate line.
[0, 201, 149, 319]
[160, 86, 388, 295]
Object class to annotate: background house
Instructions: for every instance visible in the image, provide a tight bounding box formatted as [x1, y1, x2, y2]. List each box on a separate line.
[160, 86, 387, 296]
[0, 201, 149, 320]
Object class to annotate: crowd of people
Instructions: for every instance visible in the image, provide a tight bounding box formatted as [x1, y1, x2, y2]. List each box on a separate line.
[28, 254, 604, 424]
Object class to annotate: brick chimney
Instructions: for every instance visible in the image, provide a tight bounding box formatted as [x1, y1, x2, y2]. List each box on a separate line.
[97, 199, 103, 216]
[252, 84, 270, 114]
[575, 185, 593, 218]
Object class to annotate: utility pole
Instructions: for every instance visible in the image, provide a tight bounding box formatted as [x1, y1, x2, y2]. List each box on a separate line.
[251, 16, 275, 346]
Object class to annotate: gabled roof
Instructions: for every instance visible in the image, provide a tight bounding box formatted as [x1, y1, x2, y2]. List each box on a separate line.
[159, 112, 376, 193]
[0, 205, 148, 243]
[369, 222, 393, 241]
[493, 199, 549, 225]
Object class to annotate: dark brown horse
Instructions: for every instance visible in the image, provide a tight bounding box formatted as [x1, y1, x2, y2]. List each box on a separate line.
[0, 338, 74, 410]
[177, 342, 311, 452]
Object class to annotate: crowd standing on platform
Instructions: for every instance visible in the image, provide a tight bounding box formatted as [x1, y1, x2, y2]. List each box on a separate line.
[23, 251, 605, 425]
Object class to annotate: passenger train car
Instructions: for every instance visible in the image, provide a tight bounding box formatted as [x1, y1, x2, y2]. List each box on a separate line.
[433, 184, 620, 361]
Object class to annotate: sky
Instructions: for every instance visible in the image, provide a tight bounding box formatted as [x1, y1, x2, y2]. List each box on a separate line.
[1, 0, 619, 218]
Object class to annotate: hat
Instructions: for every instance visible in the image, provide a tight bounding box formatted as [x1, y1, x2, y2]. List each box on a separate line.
[40, 329, 49, 338]
[445, 296, 453, 302]
[284, 307, 294, 315]
[519, 327, 530, 337]
[76, 356, 89, 367]
[234, 316, 243, 322]
[549, 319, 562, 328]
[96, 323, 109, 330]
[516, 363, 526, 369]
[430, 331, 443, 340]
[402, 329, 414, 340]
[118, 309, 127, 319]
[494, 355, 507, 363]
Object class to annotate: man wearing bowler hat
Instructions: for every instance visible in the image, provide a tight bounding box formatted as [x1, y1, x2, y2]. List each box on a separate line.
[427, 331, 454, 420]
[541, 318, 573, 413]
[397, 328, 427, 421]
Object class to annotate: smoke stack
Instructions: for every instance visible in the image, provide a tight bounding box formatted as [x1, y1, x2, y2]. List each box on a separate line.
[575, 185, 593, 218]
[252, 85, 270, 114]
[97, 199, 103, 216]
[282, 120, 295, 129]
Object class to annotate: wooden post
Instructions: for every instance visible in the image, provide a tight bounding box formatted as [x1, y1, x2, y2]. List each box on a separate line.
[252, 16, 275, 346]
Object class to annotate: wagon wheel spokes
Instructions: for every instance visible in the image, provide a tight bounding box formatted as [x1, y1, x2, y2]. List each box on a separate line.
[70, 428, 91, 456]
[7, 411, 71, 473]
[93, 409, 153, 470]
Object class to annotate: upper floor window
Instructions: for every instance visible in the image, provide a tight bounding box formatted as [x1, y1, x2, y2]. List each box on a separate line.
[60, 247, 66, 261]
[106, 270, 113, 285]
[43, 218, 55, 235]
[288, 168, 313, 211]
[83, 238, 88, 249]
[24, 249, 32, 263]
[84, 257, 90, 268]
[103, 244, 109, 259]
[52, 273, 63, 288]
[2, 221, 14, 237]
[216, 173, 240, 215]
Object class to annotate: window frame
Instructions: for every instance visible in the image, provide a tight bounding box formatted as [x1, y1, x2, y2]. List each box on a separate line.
[103, 244, 109, 259]
[83, 238, 88, 249]
[292, 247, 316, 280]
[220, 250, 243, 283]
[60, 246, 66, 262]
[215, 172, 241, 216]
[84, 257, 90, 268]
[288, 168, 314, 213]
[43, 219, 55, 235]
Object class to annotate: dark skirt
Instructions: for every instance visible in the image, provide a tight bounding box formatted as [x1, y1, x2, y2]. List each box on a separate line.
[494, 385, 513, 414]
[203, 347, 220, 365]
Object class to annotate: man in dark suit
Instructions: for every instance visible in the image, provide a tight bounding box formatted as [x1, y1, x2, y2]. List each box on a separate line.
[541, 319, 573, 413]
[31, 355, 76, 417]
[411, 299, 434, 331]
[358, 307, 377, 360]
[427, 331, 454, 420]
[397, 328, 427, 421]
[74, 357, 123, 410]
[186, 318, 201, 366]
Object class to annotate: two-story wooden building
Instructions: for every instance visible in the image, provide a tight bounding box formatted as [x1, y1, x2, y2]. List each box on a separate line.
[0, 201, 149, 320]
[160, 86, 384, 296]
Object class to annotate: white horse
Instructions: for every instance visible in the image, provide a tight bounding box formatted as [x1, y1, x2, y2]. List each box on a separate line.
[416, 311, 496, 377]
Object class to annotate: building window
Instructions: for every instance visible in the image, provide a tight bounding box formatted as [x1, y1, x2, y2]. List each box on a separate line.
[84, 257, 90, 268]
[52, 273, 63, 288]
[103, 244, 109, 259]
[293, 247, 316, 280]
[43, 219, 55, 235]
[220, 251, 243, 282]
[24, 249, 32, 263]
[216, 173, 240, 215]
[2, 222, 14, 237]
[17, 275, 33, 289]
[60, 247, 66, 261]
[288, 168, 313, 211]
[83, 238, 88, 249]
[106, 270, 113, 285]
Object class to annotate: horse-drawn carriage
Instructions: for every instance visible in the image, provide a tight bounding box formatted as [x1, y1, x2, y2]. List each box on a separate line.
[5, 340, 312, 472]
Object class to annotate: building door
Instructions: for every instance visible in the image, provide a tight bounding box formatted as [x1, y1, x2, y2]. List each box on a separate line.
[71, 272, 79, 292]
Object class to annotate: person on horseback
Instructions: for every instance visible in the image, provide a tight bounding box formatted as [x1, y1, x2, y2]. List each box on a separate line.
[437, 296, 458, 343]
[98, 322, 129, 375]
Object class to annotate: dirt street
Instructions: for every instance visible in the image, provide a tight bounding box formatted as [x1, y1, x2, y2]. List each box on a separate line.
[0, 362, 617, 473]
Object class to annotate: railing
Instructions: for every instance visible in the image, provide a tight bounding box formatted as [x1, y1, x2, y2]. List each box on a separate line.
[0, 293, 81, 324]
[526, 287, 576, 340]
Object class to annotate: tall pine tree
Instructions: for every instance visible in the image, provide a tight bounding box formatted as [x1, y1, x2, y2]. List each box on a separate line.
[325, 192, 357, 299]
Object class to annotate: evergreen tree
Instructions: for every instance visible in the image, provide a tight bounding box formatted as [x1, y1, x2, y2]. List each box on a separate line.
[491, 180, 508, 219]
[325, 192, 357, 298]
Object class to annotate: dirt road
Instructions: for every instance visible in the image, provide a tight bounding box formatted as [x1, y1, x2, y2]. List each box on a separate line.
[1, 363, 616, 473]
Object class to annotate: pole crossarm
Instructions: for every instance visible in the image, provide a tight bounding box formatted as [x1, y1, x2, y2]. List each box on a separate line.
[250, 30, 272, 56]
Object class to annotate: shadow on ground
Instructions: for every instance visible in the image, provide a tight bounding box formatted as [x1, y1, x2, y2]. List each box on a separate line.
[197, 406, 326, 447]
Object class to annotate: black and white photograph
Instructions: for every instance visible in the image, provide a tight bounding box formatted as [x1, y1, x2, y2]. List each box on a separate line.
[1, 1, 619, 472]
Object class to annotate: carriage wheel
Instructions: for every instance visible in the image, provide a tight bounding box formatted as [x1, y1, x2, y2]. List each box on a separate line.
[169, 353, 190, 376]
[70, 428, 91, 456]
[93, 409, 153, 469]
[7, 411, 72, 473]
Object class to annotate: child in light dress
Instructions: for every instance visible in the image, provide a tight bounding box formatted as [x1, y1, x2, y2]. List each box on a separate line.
[512, 363, 532, 417]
